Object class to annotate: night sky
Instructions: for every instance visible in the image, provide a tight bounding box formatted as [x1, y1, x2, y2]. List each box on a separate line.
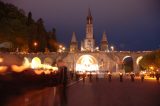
[3, 0, 160, 51]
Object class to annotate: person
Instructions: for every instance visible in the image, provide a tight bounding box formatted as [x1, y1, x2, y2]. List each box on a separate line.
[108, 72, 112, 82]
[58, 67, 64, 84]
[141, 73, 144, 82]
[130, 72, 135, 82]
[89, 72, 92, 82]
[70, 71, 74, 80]
[58, 66, 68, 106]
[75, 72, 79, 81]
[62, 66, 68, 88]
[96, 72, 98, 81]
[155, 72, 160, 83]
[82, 72, 86, 83]
[119, 72, 123, 82]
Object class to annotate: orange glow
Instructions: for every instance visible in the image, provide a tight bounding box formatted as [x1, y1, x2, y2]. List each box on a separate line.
[44, 70, 51, 75]
[119, 72, 123, 75]
[0, 66, 8, 73]
[59, 45, 62, 48]
[145, 77, 156, 81]
[11, 65, 26, 73]
[0, 57, 4, 63]
[34, 69, 44, 75]
[150, 66, 154, 70]
[11, 57, 31, 73]
[33, 42, 38, 46]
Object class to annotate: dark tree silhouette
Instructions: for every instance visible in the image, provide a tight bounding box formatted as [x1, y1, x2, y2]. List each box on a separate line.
[0, 1, 59, 52]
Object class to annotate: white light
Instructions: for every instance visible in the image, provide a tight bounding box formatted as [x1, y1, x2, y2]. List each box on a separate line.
[122, 56, 132, 61]
[136, 56, 143, 65]
[23, 57, 30, 68]
[59, 45, 62, 48]
[31, 57, 42, 69]
[76, 55, 99, 72]
[110, 46, 114, 51]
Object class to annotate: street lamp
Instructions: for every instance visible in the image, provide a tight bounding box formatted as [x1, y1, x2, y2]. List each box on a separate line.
[58, 45, 66, 53]
[33, 41, 38, 52]
[34, 42, 38, 47]
[62, 47, 65, 51]
[110, 46, 114, 52]
[95, 47, 99, 51]
[150, 66, 154, 71]
[59, 45, 62, 48]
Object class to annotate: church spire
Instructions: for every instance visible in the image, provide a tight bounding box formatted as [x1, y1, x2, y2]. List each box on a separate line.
[70, 32, 78, 52]
[100, 31, 109, 51]
[87, 8, 93, 24]
[101, 31, 108, 42]
[71, 32, 77, 43]
[83, 8, 95, 51]
[88, 8, 92, 17]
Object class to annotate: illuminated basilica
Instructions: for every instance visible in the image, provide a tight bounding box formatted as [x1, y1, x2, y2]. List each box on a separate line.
[20, 9, 149, 73]
[65, 9, 148, 72]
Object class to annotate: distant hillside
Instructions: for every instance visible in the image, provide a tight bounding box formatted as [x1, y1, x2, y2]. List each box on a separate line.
[0, 1, 58, 52]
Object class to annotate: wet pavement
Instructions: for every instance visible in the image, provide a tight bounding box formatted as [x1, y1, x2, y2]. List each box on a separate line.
[1, 77, 160, 106]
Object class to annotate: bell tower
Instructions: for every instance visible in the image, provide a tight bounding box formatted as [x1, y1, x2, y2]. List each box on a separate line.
[86, 8, 93, 39]
[83, 8, 95, 51]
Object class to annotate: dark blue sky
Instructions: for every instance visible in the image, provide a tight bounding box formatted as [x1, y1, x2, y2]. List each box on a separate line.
[3, 0, 160, 51]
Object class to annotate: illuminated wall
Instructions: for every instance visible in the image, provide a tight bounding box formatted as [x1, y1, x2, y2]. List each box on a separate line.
[76, 55, 99, 72]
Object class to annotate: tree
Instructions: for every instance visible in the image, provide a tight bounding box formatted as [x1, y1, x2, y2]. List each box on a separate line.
[0, 1, 59, 52]
[47, 28, 58, 52]
[35, 18, 47, 52]
[139, 50, 160, 71]
[27, 11, 34, 26]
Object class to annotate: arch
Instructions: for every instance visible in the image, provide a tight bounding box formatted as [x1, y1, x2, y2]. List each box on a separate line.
[76, 55, 99, 72]
[122, 56, 132, 61]
[136, 56, 143, 65]
[122, 56, 133, 73]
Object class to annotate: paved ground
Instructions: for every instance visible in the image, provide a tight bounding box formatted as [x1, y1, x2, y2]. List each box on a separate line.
[66, 77, 160, 106]
[3, 77, 160, 106]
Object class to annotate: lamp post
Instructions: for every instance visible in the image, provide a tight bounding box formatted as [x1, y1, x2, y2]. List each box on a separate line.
[58, 45, 66, 53]
[110, 46, 114, 52]
[150, 66, 154, 71]
[33, 41, 38, 52]
[62, 47, 66, 51]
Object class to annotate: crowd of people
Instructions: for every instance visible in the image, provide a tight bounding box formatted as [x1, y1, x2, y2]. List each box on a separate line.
[58, 67, 160, 92]
[67, 70, 160, 84]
